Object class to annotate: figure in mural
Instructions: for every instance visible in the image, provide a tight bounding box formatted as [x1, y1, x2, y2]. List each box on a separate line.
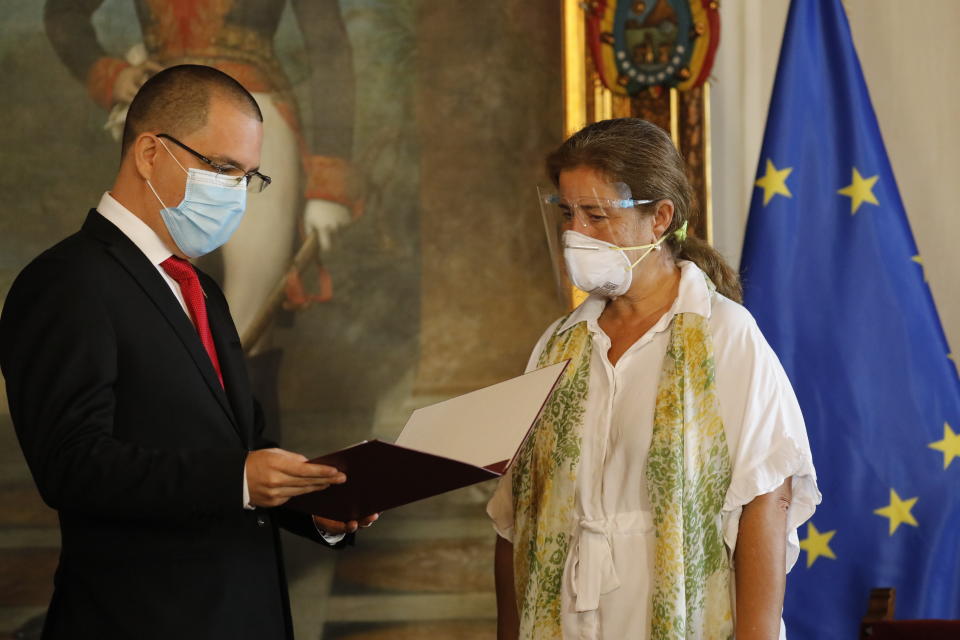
[43, 0, 361, 435]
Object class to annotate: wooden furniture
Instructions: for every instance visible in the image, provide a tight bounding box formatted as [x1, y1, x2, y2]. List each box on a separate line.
[860, 587, 960, 639]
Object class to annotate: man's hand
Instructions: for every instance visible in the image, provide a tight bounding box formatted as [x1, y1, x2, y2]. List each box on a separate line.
[313, 513, 380, 535]
[245, 448, 345, 508]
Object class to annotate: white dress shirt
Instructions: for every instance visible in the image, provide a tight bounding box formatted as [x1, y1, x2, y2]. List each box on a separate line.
[487, 260, 820, 640]
[97, 192, 189, 319]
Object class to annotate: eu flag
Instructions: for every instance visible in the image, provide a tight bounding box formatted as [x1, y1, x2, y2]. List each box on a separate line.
[739, 0, 960, 637]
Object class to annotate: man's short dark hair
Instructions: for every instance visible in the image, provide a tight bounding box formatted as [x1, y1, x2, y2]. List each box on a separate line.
[120, 64, 263, 158]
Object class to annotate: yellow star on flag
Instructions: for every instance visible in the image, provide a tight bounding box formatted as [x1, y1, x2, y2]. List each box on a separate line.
[911, 255, 927, 282]
[755, 159, 793, 206]
[799, 522, 836, 568]
[929, 422, 960, 469]
[838, 167, 879, 214]
[873, 489, 919, 535]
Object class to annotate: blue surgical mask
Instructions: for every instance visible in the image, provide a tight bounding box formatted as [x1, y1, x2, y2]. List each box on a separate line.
[146, 140, 247, 258]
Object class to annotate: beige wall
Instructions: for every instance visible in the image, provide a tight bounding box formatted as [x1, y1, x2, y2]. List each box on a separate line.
[712, 0, 960, 353]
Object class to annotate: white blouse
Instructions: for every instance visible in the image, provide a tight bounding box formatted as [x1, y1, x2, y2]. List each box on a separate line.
[487, 261, 820, 640]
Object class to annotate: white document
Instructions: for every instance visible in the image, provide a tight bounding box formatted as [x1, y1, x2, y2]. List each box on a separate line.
[395, 360, 569, 469]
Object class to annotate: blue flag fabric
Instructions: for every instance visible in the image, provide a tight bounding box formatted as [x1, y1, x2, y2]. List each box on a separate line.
[739, 0, 960, 637]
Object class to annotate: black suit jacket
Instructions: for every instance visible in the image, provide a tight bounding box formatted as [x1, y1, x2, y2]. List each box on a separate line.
[0, 211, 344, 640]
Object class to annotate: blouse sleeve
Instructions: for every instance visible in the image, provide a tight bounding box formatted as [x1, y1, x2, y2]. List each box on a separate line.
[485, 317, 565, 542]
[712, 300, 821, 572]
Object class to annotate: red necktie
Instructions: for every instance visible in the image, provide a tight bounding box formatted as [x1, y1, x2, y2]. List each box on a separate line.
[160, 256, 224, 388]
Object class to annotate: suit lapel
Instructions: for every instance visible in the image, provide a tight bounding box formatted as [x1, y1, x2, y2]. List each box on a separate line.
[84, 211, 243, 442]
[204, 286, 255, 447]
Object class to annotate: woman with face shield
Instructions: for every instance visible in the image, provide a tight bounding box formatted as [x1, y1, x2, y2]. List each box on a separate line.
[487, 118, 820, 640]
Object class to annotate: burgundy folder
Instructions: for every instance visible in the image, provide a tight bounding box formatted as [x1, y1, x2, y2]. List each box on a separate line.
[285, 361, 569, 521]
[285, 440, 504, 521]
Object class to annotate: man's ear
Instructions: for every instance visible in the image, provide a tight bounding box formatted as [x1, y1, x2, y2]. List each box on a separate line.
[653, 200, 675, 238]
[132, 133, 160, 181]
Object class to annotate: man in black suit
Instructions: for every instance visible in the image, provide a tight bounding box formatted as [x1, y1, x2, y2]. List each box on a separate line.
[0, 65, 375, 639]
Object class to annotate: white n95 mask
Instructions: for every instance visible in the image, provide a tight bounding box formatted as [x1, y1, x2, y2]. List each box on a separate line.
[562, 230, 667, 297]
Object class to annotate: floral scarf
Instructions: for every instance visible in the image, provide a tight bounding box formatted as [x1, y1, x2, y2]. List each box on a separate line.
[512, 302, 733, 639]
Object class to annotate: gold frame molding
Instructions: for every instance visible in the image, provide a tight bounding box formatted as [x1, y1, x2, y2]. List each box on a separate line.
[561, 0, 713, 245]
[562, 0, 587, 140]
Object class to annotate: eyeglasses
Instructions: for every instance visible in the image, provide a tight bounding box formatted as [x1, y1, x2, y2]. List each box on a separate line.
[157, 133, 272, 193]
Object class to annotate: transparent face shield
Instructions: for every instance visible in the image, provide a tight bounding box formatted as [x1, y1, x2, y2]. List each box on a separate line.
[539, 181, 674, 301]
